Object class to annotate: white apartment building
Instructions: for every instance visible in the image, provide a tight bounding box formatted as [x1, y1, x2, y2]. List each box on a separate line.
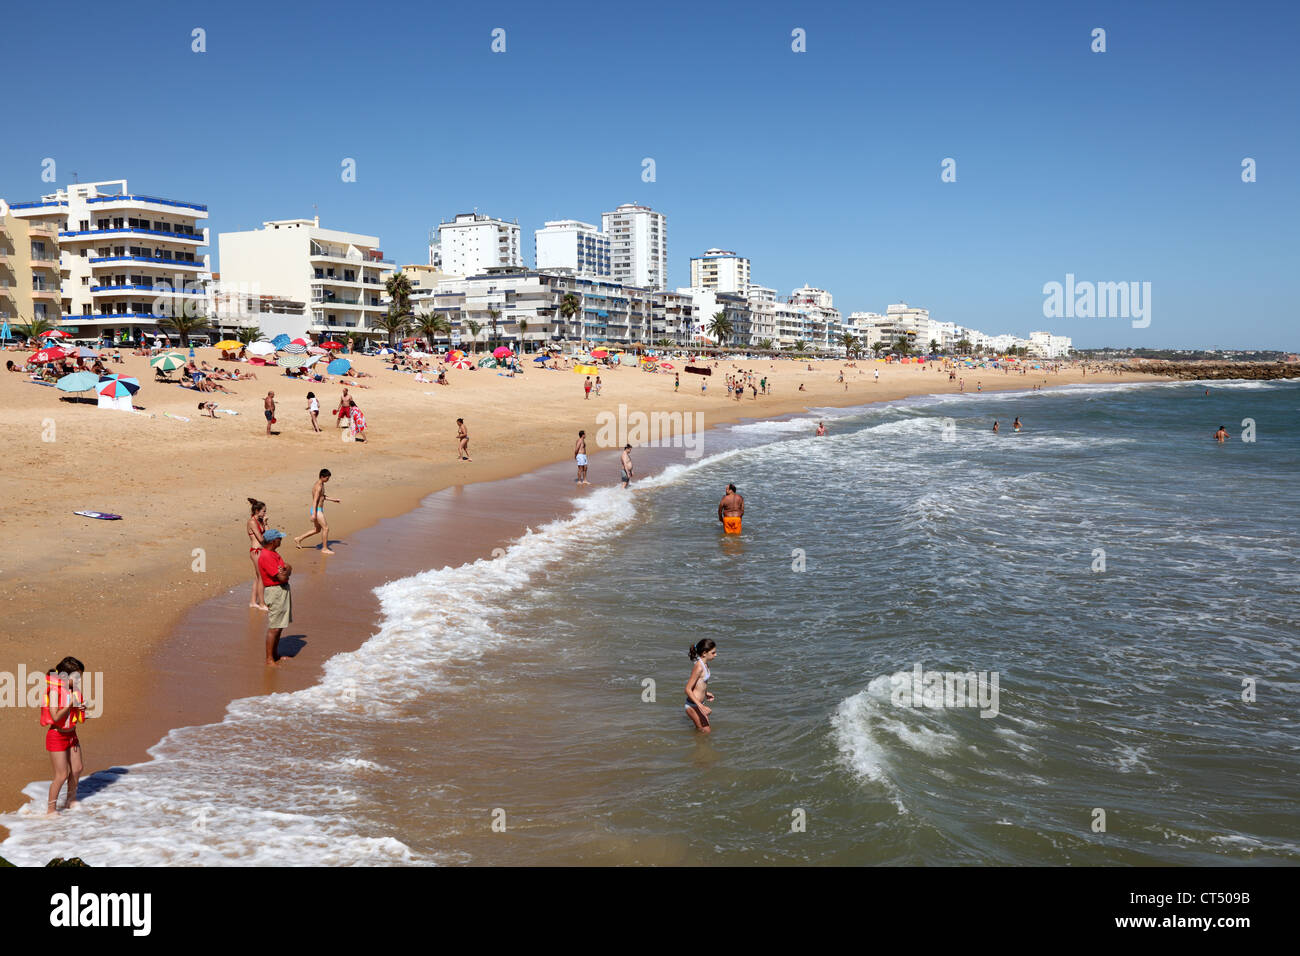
[218, 217, 391, 338]
[602, 202, 667, 290]
[787, 285, 841, 351]
[690, 248, 750, 296]
[534, 220, 611, 277]
[437, 213, 521, 277]
[1028, 331, 1072, 358]
[9, 179, 209, 341]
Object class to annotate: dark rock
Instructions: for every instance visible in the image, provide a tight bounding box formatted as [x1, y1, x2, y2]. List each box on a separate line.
[46, 857, 91, 867]
[1132, 361, 1300, 381]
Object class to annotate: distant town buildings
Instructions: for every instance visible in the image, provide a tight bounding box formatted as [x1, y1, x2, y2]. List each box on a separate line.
[534, 220, 611, 278]
[690, 248, 750, 296]
[435, 212, 521, 277]
[602, 203, 666, 290]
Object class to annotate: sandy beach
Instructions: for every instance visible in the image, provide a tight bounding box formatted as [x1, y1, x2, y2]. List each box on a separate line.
[0, 350, 1148, 819]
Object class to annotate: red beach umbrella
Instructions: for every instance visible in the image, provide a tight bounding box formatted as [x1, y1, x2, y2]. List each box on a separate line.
[492, 346, 513, 359]
[33, 346, 68, 363]
[40, 329, 71, 339]
[450, 358, 472, 370]
[321, 341, 343, 350]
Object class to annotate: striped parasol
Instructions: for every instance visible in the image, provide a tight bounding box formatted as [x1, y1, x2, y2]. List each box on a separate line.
[450, 358, 472, 370]
[97, 376, 140, 398]
[281, 342, 308, 354]
[277, 353, 308, 368]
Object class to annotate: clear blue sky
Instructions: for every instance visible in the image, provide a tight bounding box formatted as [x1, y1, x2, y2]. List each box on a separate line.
[4, 0, 1295, 348]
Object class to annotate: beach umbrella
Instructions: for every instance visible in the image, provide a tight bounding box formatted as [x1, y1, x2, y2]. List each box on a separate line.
[321, 341, 343, 350]
[477, 355, 498, 368]
[33, 347, 68, 363]
[450, 358, 472, 370]
[73, 346, 98, 359]
[247, 340, 276, 357]
[150, 353, 186, 371]
[659, 362, 674, 370]
[40, 329, 70, 339]
[56, 371, 100, 392]
[532, 355, 548, 364]
[271, 334, 291, 348]
[97, 376, 140, 398]
[591, 348, 608, 358]
[307, 346, 328, 355]
[214, 339, 242, 351]
[326, 358, 351, 375]
[290, 337, 309, 346]
[446, 349, 464, 362]
[277, 354, 308, 368]
[303, 354, 324, 367]
[282, 342, 308, 354]
[492, 346, 513, 359]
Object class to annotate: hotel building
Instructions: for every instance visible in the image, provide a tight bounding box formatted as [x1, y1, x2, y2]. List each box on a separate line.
[8, 179, 208, 341]
[534, 220, 611, 277]
[437, 213, 522, 277]
[0, 211, 61, 331]
[218, 217, 391, 338]
[602, 203, 667, 290]
[690, 248, 750, 296]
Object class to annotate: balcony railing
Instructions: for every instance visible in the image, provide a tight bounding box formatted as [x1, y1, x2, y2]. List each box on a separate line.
[89, 255, 203, 267]
[86, 194, 207, 212]
[60, 227, 205, 242]
[8, 200, 67, 210]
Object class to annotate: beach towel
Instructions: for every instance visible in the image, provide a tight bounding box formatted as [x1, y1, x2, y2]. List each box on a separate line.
[74, 511, 122, 520]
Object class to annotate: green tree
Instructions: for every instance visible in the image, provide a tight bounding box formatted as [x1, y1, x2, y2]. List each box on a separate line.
[373, 311, 411, 346]
[955, 338, 973, 355]
[558, 293, 582, 347]
[488, 309, 502, 349]
[872, 341, 888, 356]
[414, 312, 445, 351]
[16, 315, 56, 343]
[757, 337, 775, 351]
[894, 335, 913, 355]
[793, 339, 807, 353]
[840, 332, 859, 357]
[929, 339, 941, 356]
[464, 319, 482, 351]
[517, 318, 529, 351]
[158, 311, 211, 347]
[236, 325, 263, 344]
[384, 271, 413, 317]
[707, 310, 733, 347]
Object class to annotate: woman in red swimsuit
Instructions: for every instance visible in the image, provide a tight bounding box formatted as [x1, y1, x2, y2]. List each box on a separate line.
[43, 656, 87, 814]
[247, 497, 269, 610]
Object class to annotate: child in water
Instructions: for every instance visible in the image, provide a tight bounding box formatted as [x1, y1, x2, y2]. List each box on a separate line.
[685, 639, 718, 733]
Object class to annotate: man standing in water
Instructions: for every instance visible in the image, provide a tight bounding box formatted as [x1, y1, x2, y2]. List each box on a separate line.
[258, 530, 293, 665]
[1215, 425, 1230, 443]
[295, 468, 339, 554]
[574, 429, 589, 484]
[718, 483, 744, 535]
[620, 444, 634, 488]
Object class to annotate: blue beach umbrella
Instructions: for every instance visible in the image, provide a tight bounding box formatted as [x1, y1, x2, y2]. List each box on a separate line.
[327, 358, 351, 375]
[271, 333, 291, 349]
[533, 355, 548, 364]
[56, 371, 101, 392]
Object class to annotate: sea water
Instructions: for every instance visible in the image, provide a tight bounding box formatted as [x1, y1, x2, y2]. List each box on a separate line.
[4, 379, 1298, 865]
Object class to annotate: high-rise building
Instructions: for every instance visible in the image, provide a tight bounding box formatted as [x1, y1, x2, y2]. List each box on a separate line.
[8, 179, 208, 341]
[602, 203, 666, 290]
[690, 248, 750, 296]
[437, 213, 521, 277]
[0, 211, 62, 331]
[218, 217, 391, 338]
[534, 220, 611, 277]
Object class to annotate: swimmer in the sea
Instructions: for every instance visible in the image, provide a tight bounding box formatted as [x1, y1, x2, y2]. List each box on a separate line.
[685, 638, 718, 733]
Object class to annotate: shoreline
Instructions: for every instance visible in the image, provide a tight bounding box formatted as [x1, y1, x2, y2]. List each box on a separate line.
[0, 359, 1152, 827]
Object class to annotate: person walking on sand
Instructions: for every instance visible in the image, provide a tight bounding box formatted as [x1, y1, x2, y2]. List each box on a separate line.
[575, 429, 589, 484]
[42, 656, 87, 813]
[675, 373, 680, 392]
[264, 391, 276, 436]
[335, 387, 351, 429]
[457, 418, 472, 461]
[246, 497, 269, 609]
[1215, 424, 1229, 443]
[306, 391, 321, 432]
[684, 639, 718, 733]
[620, 444, 634, 488]
[295, 468, 339, 554]
[584, 376, 592, 400]
[718, 483, 744, 535]
[257, 531, 293, 665]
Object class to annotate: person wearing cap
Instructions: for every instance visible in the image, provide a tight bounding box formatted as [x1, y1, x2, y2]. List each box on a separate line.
[257, 530, 294, 665]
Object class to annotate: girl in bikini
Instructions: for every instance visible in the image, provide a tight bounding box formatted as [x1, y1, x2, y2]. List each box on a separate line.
[246, 498, 269, 609]
[685, 639, 718, 733]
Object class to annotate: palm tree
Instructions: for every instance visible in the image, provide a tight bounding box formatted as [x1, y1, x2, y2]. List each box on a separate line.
[487, 309, 501, 349]
[840, 331, 859, 357]
[384, 271, 413, 317]
[558, 293, 582, 347]
[236, 325, 262, 344]
[929, 339, 941, 356]
[464, 319, 482, 352]
[872, 341, 888, 357]
[757, 337, 775, 351]
[793, 339, 807, 353]
[894, 335, 913, 356]
[955, 338, 973, 356]
[159, 311, 211, 347]
[16, 315, 56, 343]
[373, 311, 411, 346]
[414, 312, 444, 351]
[517, 318, 529, 351]
[707, 310, 733, 348]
